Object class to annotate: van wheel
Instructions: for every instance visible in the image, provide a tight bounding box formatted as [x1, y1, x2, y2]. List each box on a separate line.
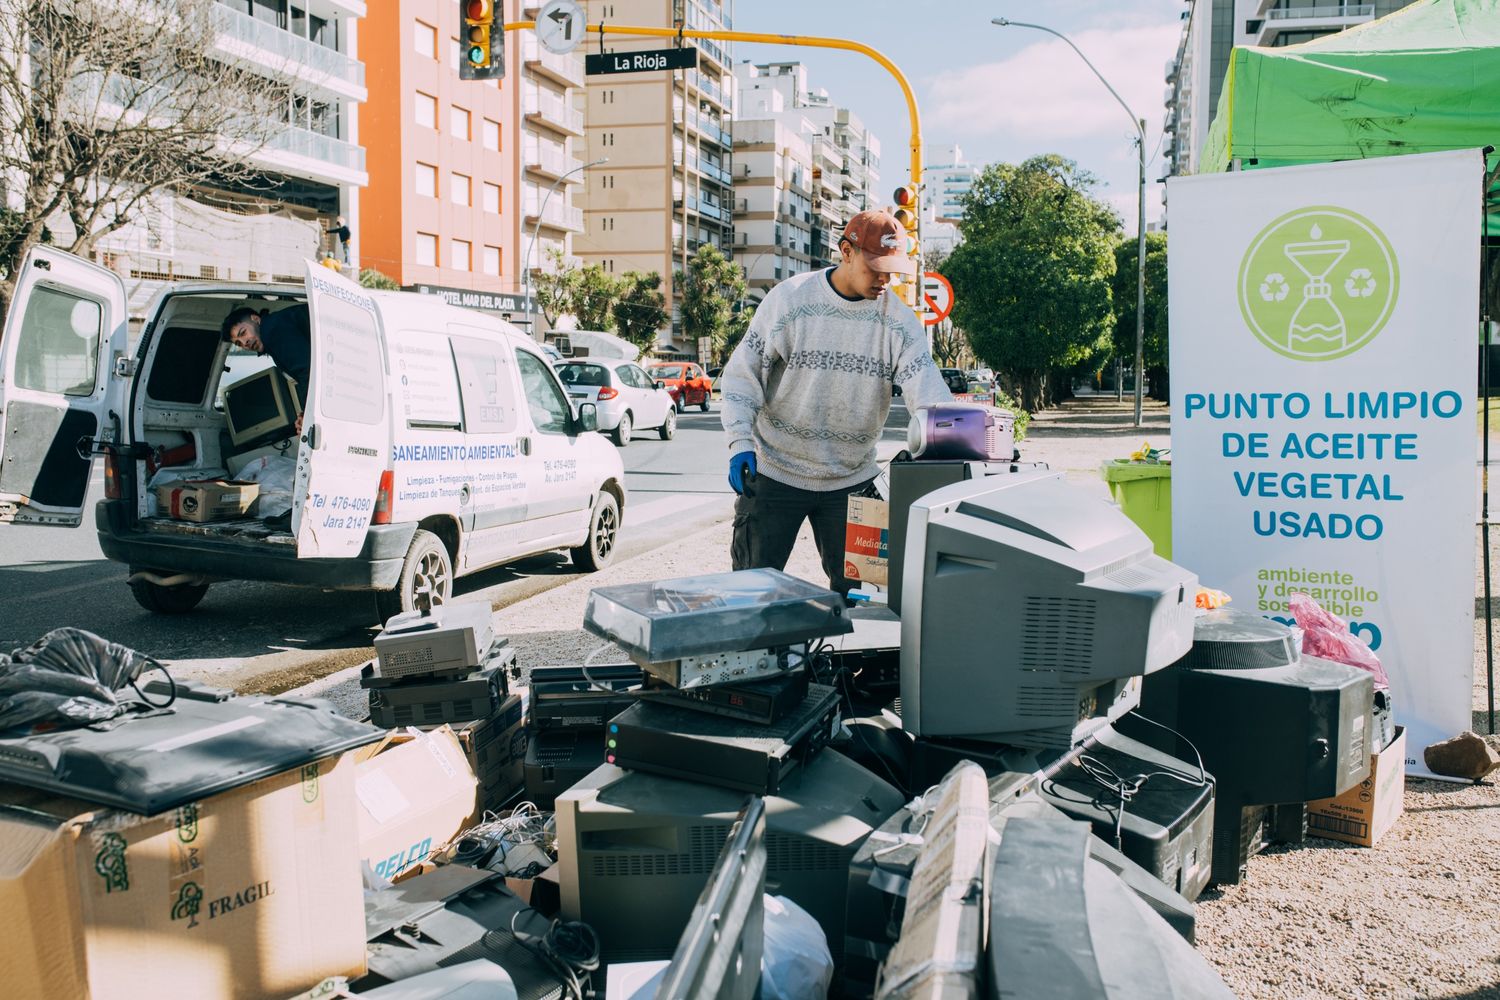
[376, 529, 452, 622]
[674, 397, 685, 414]
[129, 575, 209, 614]
[571, 491, 619, 571]
[612, 412, 633, 447]
[659, 408, 676, 440]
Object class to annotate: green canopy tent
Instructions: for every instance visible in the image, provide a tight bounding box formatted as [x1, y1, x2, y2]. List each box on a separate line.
[1200, 0, 1500, 233]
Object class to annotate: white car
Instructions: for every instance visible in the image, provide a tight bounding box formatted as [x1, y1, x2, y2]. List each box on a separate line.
[554, 359, 677, 447]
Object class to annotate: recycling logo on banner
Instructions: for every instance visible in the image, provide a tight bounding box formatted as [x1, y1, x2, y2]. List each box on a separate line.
[1237, 206, 1399, 362]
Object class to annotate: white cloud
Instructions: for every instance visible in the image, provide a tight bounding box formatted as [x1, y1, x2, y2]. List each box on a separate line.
[927, 24, 1181, 144]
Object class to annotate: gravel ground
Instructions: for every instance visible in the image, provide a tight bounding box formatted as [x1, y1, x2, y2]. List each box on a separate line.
[297, 395, 1500, 1000]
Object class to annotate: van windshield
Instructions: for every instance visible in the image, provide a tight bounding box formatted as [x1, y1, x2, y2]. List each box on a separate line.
[648, 365, 683, 378]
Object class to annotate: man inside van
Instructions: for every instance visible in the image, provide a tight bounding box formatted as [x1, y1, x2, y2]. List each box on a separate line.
[719, 209, 952, 597]
[221, 304, 311, 429]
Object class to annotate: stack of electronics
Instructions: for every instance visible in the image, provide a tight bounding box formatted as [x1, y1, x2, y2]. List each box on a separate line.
[1118, 606, 1378, 886]
[363, 597, 524, 812]
[523, 662, 644, 808]
[580, 568, 853, 797]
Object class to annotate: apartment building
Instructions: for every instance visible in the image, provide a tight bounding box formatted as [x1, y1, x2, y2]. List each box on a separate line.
[361, 1, 519, 316]
[733, 60, 886, 301]
[76, 0, 368, 318]
[731, 116, 815, 305]
[921, 143, 981, 258]
[1164, 0, 1420, 182]
[576, 0, 736, 355]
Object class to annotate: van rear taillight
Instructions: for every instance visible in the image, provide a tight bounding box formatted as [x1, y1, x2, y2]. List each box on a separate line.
[597, 386, 619, 400]
[372, 470, 394, 525]
[103, 447, 123, 500]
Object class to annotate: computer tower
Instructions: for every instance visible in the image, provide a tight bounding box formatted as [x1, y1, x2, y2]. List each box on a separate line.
[554, 751, 904, 965]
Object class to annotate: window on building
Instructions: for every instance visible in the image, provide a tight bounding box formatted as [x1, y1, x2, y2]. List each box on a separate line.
[482, 245, 501, 276]
[451, 172, 471, 206]
[414, 20, 437, 58]
[449, 37, 460, 69]
[482, 118, 500, 151]
[450, 105, 471, 141]
[483, 182, 501, 214]
[416, 162, 437, 197]
[450, 239, 472, 271]
[414, 91, 437, 128]
[416, 232, 437, 266]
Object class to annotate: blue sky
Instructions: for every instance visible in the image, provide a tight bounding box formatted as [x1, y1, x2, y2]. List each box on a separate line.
[731, 0, 1187, 234]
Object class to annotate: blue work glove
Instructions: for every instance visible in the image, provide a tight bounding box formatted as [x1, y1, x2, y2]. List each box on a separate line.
[729, 451, 757, 495]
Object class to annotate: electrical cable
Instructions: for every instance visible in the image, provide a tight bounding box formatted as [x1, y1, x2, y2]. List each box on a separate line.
[1069, 711, 1211, 851]
[125, 658, 177, 712]
[509, 912, 601, 1000]
[814, 638, 907, 793]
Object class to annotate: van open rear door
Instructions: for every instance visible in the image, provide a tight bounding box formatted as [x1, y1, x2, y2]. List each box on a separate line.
[294, 261, 391, 558]
[0, 247, 128, 526]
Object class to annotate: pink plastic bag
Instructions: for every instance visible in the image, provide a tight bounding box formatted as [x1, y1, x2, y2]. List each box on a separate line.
[1289, 592, 1390, 691]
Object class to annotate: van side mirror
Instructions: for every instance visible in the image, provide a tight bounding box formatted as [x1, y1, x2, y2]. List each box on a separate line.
[576, 402, 598, 433]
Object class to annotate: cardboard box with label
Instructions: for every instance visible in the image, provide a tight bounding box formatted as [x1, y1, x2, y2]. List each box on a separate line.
[1307, 726, 1406, 847]
[845, 495, 890, 587]
[379, 704, 526, 826]
[0, 753, 366, 1000]
[354, 726, 478, 882]
[155, 479, 259, 522]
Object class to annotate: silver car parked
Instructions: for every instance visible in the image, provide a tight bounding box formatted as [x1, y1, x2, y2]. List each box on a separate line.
[554, 359, 677, 447]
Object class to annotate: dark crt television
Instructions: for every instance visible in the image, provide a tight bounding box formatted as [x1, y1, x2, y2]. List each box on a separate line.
[223, 367, 301, 450]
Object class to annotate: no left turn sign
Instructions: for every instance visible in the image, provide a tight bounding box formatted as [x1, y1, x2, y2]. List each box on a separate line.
[921, 271, 954, 326]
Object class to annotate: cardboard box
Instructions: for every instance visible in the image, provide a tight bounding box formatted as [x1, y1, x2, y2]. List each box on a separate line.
[354, 726, 478, 881]
[384, 702, 527, 824]
[155, 479, 259, 522]
[0, 753, 366, 1000]
[1307, 726, 1406, 847]
[845, 494, 890, 587]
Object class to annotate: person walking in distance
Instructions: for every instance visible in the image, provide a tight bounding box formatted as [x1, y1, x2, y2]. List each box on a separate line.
[719, 209, 952, 596]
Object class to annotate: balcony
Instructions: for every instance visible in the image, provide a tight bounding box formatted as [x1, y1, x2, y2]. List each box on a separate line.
[255, 124, 367, 186]
[522, 35, 585, 87]
[211, 4, 366, 102]
[1254, 4, 1374, 44]
[524, 87, 585, 135]
[525, 143, 584, 182]
[524, 197, 584, 232]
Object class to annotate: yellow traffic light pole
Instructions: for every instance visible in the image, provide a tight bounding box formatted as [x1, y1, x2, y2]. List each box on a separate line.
[504, 20, 927, 312]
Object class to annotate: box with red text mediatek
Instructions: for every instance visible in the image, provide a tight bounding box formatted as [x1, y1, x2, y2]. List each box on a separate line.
[0, 752, 366, 1000]
[1307, 726, 1406, 847]
[845, 495, 890, 587]
[354, 725, 478, 883]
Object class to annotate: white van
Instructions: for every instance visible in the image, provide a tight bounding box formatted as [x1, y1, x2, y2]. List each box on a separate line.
[0, 249, 626, 618]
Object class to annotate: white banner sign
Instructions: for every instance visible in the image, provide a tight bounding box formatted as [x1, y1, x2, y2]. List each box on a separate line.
[1168, 150, 1483, 778]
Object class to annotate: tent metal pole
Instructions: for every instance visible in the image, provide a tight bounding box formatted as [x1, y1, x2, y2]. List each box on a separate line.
[1483, 146, 1498, 736]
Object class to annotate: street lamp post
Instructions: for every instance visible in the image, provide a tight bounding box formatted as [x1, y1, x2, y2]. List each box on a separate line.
[525, 156, 608, 337]
[992, 18, 1148, 427]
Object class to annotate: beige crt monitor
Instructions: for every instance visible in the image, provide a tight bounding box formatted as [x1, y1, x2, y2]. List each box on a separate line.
[223, 367, 301, 449]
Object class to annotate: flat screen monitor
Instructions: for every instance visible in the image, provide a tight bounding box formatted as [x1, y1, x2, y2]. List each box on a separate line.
[654, 797, 766, 1000]
[224, 366, 301, 449]
[901, 473, 1197, 750]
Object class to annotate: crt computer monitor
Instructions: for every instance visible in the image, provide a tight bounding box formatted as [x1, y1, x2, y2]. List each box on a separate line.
[900, 472, 1197, 750]
[224, 366, 301, 450]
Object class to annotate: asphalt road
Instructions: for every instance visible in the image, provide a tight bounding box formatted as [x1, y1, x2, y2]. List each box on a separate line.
[0, 404, 736, 692]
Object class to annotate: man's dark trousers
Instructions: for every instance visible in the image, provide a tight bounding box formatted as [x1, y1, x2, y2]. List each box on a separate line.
[731, 472, 872, 596]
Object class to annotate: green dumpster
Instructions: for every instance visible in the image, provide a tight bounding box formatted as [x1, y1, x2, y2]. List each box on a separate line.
[1102, 460, 1172, 559]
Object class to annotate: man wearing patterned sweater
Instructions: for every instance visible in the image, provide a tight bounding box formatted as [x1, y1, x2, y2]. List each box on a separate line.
[720, 209, 953, 596]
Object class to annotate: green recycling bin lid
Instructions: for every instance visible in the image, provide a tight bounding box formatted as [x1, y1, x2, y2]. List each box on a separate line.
[1101, 459, 1172, 482]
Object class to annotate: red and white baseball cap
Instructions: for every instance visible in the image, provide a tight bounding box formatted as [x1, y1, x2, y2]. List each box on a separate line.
[841, 209, 916, 275]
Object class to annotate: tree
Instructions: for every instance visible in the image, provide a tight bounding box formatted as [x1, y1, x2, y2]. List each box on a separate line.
[0, 0, 293, 317]
[568, 262, 622, 331]
[945, 155, 1120, 411]
[930, 320, 971, 368]
[1110, 230, 1169, 400]
[723, 299, 756, 362]
[530, 247, 622, 330]
[677, 244, 745, 364]
[359, 268, 399, 290]
[612, 270, 668, 351]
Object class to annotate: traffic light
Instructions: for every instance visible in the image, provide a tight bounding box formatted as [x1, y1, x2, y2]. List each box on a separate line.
[460, 0, 504, 81]
[891, 184, 922, 310]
